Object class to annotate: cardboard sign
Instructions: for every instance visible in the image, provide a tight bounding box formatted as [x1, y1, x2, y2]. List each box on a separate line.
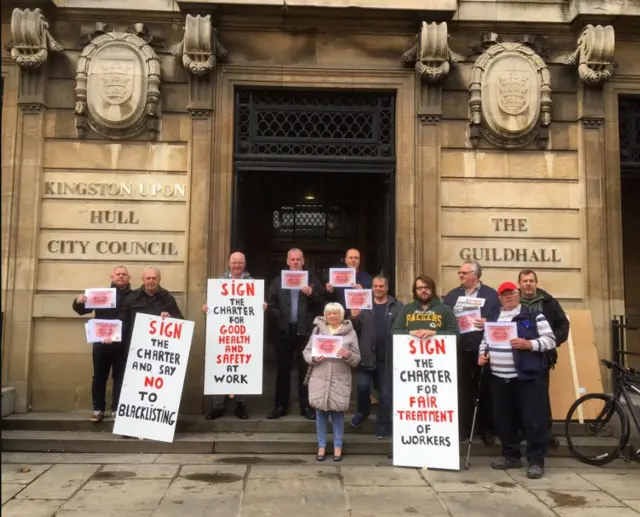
[392, 334, 459, 471]
[311, 335, 343, 359]
[329, 268, 356, 288]
[204, 279, 265, 395]
[113, 314, 194, 443]
[281, 270, 308, 290]
[85, 288, 117, 309]
[344, 289, 373, 310]
[87, 319, 122, 342]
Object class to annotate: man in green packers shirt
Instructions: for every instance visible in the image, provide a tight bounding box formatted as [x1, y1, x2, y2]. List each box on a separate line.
[392, 275, 458, 337]
[387, 275, 457, 459]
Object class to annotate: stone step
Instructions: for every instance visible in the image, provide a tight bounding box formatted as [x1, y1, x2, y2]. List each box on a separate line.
[1, 387, 16, 417]
[2, 411, 583, 436]
[1, 429, 615, 457]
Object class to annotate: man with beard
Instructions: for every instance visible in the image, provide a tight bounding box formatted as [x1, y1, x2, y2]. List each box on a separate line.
[392, 276, 458, 337]
[72, 265, 135, 423]
[518, 269, 570, 448]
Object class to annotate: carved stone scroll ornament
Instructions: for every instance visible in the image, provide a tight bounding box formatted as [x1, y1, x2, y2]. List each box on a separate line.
[75, 24, 161, 140]
[469, 37, 551, 149]
[6, 8, 62, 69]
[171, 14, 228, 76]
[563, 25, 615, 87]
[402, 22, 460, 83]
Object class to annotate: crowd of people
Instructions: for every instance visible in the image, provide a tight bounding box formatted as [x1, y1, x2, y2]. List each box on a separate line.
[74, 247, 569, 477]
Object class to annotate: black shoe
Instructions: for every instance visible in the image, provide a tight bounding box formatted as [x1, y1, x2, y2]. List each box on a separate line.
[491, 457, 523, 470]
[206, 407, 225, 420]
[316, 449, 326, 462]
[267, 407, 287, 419]
[387, 452, 393, 459]
[548, 435, 560, 448]
[235, 402, 249, 420]
[300, 408, 316, 420]
[527, 464, 544, 479]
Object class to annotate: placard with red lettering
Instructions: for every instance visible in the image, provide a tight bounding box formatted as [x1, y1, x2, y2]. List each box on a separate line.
[84, 288, 117, 309]
[311, 335, 343, 359]
[484, 322, 517, 345]
[455, 309, 481, 335]
[329, 268, 356, 288]
[281, 270, 308, 290]
[113, 314, 194, 443]
[392, 334, 459, 470]
[344, 289, 373, 310]
[87, 319, 123, 342]
[204, 279, 265, 395]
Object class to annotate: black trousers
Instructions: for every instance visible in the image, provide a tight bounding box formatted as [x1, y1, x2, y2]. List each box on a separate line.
[491, 375, 548, 466]
[92, 343, 127, 412]
[275, 325, 310, 411]
[457, 351, 494, 438]
[543, 369, 554, 435]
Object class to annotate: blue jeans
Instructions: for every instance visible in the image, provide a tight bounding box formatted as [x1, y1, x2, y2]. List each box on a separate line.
[316, 410, 345, 448]
[356, 365, 392, 436]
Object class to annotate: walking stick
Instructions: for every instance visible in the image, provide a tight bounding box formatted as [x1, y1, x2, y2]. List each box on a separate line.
[464, 350, 488, 470]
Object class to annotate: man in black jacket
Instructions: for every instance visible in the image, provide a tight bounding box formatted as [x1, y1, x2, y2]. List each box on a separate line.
[348, 275, 403, 438]
[443, 260, 500, 444]
[519, 269, 570, 448]
[126, 266, 184, 326]
[266, 248, 326, 420]
[72, 265, 135, 423]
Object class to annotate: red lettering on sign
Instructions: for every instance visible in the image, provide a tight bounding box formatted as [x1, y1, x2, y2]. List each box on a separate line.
[143, 376, 164, 389]
[149, 320, 183, 339]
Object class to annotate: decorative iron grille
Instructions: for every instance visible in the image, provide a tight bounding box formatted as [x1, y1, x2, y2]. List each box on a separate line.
[619, 96, 640, 172]
[234, 89, 395, 168]
[271, 204, 357, 242]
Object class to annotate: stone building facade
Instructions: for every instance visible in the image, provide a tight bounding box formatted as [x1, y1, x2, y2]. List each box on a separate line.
[1, 0, 639, 413]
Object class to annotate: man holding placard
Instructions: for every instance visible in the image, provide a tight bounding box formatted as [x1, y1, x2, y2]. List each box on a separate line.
[126, 266, 184, 322]
[326, 248, 373, 311]
[72, 265, 134, 423]
[267, 248, 326, 420]
[443, 260, 500, 444]
[202, 251, 267, 420]
[479, 281, 556, 479]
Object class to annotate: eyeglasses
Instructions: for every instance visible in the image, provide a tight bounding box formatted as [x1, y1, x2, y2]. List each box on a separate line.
[415, 285, 429, 291]
[457, 271, 472, 276]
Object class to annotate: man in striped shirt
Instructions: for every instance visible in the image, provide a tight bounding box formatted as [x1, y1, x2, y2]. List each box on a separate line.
[478, 281, 556, 479]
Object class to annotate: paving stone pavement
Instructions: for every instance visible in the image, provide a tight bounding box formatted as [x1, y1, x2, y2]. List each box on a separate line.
[1, 453, 638, 517]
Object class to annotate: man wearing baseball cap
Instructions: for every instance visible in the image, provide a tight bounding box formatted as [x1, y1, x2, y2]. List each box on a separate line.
[478, 281, 556, 479]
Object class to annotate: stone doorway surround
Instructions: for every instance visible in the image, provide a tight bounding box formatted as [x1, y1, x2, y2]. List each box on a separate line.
[206, 66, 417, 303]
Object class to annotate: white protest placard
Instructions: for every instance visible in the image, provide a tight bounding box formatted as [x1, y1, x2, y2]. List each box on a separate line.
[281, 270, 308, 290]
[87, 319, 123, 342]
[85, 288, 117, 309]
[311, 334, 343, 359]
[455, 296, 485, 308]
[329, 268, 356, 288]
[113, 314, 194, 443]
[484, 321, 517, 345]
[204, 279, 265, 395]
[344, 289, 373, 310]
[392, 334, 459, 470]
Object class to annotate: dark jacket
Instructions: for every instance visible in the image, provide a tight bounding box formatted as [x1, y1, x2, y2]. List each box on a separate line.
[392, 298, 458, 336]
[512, 307, 549, 380]
[352, 296, 403, 370]
[72, 282, 134, 344]
[443, 284, 500, 352]
[125, 286, 184, 338]
[328, 270, 373, 312]
[267, 273, 326, 337]
[520, 288, 570, 367]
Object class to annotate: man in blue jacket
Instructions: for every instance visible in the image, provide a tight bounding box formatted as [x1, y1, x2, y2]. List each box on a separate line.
[443, 260, 500, 444]
[479, 281, 556, 479]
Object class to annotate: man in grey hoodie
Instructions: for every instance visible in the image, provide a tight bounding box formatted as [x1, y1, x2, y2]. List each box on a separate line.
[348, 275, 403, 438]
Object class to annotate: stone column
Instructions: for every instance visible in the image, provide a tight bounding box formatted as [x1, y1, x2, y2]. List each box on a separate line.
[2, 8, 60, 412]
[416, 84, 443, 284]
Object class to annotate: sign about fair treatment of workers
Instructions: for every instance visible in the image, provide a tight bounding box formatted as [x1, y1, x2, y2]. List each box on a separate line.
[114, 314, 195, 443]
[204, 279, 265, 395]
[392, 334, 460, 470]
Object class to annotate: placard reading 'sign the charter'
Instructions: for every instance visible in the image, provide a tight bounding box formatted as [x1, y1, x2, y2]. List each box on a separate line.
[392, 334, 459, 470]
[114, 314, 194, 443]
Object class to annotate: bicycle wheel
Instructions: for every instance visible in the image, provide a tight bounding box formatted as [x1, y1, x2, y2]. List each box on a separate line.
[565, 393, 630, 466]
